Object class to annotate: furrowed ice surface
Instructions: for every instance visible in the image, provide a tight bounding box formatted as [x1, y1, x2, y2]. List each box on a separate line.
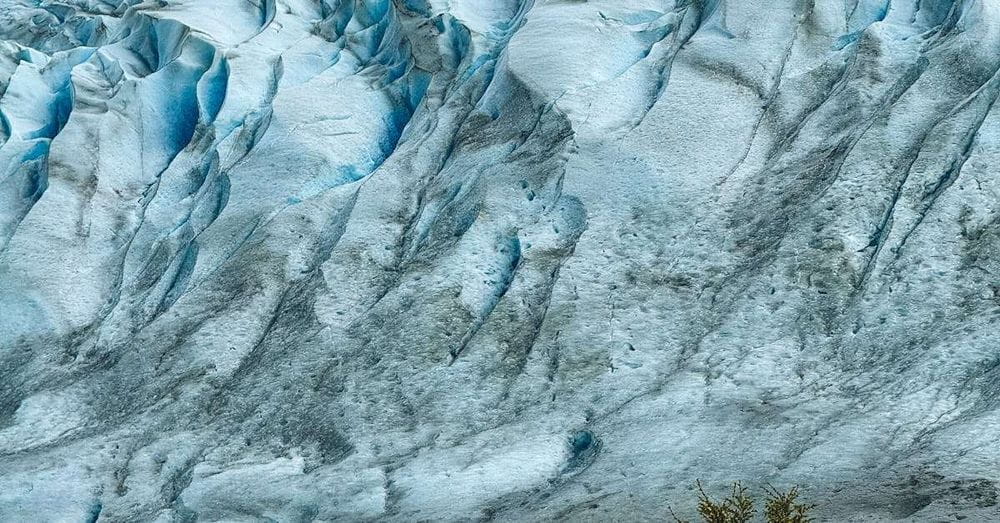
[1, 0, 999, 521]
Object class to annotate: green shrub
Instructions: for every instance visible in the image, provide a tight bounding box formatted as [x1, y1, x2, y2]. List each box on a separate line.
[763, 485, 815, 523]
[670, 481, 814, 523]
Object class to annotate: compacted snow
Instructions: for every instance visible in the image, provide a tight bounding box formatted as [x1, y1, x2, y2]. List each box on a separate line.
[2, 0, 1000, 520]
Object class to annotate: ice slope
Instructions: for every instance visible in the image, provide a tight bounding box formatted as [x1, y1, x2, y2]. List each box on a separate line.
[1, 0, 1000, 521]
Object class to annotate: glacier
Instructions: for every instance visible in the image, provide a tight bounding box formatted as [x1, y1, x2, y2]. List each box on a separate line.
[1, 0, 1000, 520]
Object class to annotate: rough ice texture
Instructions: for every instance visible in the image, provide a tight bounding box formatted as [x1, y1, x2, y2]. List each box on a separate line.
[1, 0, 999, 521]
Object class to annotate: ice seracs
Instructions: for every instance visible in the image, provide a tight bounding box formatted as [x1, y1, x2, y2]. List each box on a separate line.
[3, 1, 1000, 521]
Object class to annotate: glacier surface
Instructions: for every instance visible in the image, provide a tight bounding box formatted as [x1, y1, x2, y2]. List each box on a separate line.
[2, 0, 1000, 520]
